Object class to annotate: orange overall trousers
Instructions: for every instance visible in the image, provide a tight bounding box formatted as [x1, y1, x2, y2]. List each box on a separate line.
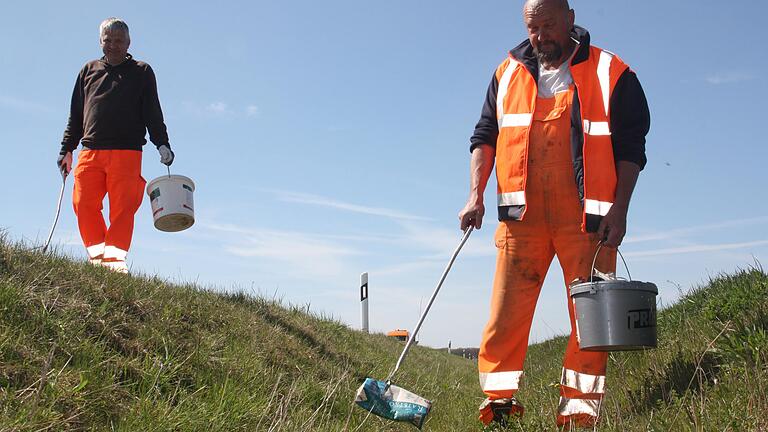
[73, 149, 146, 270]
[478, 87, 616, 428]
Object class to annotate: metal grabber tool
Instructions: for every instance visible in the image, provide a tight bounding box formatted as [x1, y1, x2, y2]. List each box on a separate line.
[354, 226, 474, 429]
[42, 174, 68, 253]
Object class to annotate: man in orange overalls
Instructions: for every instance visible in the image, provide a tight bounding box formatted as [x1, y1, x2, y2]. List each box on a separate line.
[57, 18, 174, 273]
[458, 0, 649, 428]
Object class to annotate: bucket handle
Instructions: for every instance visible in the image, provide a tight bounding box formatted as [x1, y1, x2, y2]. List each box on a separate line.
[590, 241, 632, 283]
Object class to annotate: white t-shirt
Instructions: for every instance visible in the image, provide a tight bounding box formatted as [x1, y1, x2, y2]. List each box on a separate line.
[537, 48, 578, 98]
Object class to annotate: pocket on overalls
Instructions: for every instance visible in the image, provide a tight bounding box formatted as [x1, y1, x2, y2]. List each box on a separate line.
[73, 149, 98, 177]
[532, 103, 568, 122]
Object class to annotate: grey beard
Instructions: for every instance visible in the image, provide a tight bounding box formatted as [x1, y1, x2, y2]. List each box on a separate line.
[535, 44, 563, 65]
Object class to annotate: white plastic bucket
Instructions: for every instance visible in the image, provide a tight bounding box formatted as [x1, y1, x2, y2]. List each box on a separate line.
[146, 175, 195, 232]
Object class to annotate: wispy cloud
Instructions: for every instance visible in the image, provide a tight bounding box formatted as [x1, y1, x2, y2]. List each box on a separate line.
[625, 239, 768, 258]
[393, 221, 495, 259]
[275, 191, 433, 222]
[207, 101, 229, 114]
[0, 95, 54, 114]
[201, 222, 381, 243]
[371, 259, 443, 276]
[705, 72, 754, 85]
[202, 223, 361, 278]
[181, 101, 260, 118]
[245, 105, 259, 117]
[625, 216, 768, 244]
[200, 218, 480, 282]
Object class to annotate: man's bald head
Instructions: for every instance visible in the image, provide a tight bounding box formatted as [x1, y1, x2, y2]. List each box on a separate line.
[523, 0, 570, 14]
[522, 0, 575, 68]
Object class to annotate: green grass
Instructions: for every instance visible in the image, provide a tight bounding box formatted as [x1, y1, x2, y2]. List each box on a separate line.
[0, 236, 479, 431]
[1, 234, 767, 431]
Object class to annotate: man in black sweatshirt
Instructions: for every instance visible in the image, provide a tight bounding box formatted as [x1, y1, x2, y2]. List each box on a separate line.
[57, 17, 174, 273]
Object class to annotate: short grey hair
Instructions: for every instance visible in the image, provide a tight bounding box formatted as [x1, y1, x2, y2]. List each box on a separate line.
[99, 17, 130, 38]
[523, 0, 571, 13]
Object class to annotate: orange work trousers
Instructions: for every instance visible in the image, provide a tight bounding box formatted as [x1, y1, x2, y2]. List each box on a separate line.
[72, 149, 145, 266]
[478, 87, 616, 427]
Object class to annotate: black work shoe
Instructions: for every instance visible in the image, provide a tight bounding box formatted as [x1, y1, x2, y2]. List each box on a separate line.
[479, 397, 525, 426]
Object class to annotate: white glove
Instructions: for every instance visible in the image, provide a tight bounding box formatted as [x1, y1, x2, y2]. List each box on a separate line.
[158, 145, 174, 166]
[57, 152, 73, 179]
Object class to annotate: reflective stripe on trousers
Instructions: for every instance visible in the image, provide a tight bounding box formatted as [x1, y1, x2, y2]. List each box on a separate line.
[479, 370, 524, 394]
[478, 88, 616, 416]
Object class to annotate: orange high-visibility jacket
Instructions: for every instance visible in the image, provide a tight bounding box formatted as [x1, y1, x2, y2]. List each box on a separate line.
[470, 26, 650, 232]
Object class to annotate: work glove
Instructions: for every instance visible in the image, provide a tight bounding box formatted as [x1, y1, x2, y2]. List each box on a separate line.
[57, 151, 73, 180]
[158, 144, 174, 166]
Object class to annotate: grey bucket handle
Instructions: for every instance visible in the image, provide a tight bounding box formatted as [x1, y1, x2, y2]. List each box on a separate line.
[590, 241, 632, 283]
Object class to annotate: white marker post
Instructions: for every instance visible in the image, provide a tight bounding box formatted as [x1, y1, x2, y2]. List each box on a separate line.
[360, 272, 369, 333]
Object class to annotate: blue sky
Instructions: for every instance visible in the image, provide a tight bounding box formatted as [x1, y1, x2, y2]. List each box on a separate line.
[1, 1, 766, 348]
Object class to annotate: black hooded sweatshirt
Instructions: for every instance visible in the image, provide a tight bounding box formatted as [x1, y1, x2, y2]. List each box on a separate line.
[60, 54, 170, 155]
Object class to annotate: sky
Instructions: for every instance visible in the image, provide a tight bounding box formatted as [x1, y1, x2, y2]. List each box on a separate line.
[1, 0, 766, 349]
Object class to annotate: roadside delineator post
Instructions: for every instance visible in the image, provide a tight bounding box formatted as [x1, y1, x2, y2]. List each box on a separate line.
[361, 272, 369, 333]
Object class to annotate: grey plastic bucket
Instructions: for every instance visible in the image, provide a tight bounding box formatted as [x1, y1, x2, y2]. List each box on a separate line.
[570, 279, 658, 351]
[569, 243, 659, 351]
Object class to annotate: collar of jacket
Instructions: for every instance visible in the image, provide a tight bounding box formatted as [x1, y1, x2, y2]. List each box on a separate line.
[508, 25, 591, 83]
[99, 53, 135, 69]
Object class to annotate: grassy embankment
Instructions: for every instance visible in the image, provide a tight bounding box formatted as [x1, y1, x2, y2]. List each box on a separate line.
[1, 236, 766, 431]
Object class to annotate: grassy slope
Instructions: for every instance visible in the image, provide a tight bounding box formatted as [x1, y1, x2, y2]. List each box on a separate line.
[0, 238, 478, 431]
[1, 236, 767, 431]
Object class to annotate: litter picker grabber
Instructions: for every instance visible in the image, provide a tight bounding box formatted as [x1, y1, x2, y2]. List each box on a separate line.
[354, 226, 473, 429]
[42, 174, 67, 253]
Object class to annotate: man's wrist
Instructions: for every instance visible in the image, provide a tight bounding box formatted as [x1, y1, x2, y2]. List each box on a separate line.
[611, 200, 630, 213]
[468, 191, 484, 205]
